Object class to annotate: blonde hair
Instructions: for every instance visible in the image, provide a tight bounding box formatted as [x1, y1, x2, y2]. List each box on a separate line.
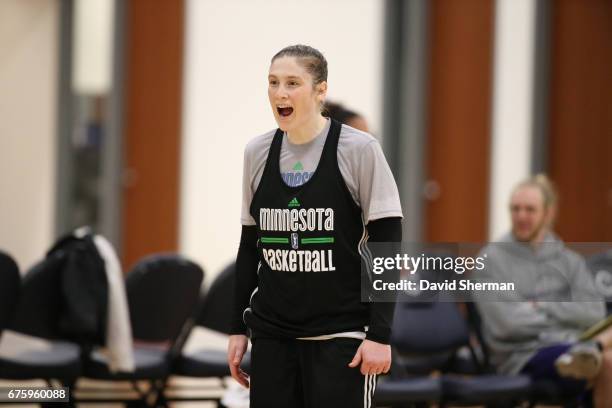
[513, 173, 558, 210]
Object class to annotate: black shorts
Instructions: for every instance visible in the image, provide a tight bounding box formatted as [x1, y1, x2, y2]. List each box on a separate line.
[249, 337, 378, 408]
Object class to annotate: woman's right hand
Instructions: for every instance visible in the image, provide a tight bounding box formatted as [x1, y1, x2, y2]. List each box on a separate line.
[228, 334, 250, 388]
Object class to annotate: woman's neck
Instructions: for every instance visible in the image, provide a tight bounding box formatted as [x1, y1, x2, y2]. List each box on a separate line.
[287, 115, 327, 145]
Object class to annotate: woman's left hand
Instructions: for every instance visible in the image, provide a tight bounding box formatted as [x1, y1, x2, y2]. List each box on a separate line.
[348, 339, 391, 375]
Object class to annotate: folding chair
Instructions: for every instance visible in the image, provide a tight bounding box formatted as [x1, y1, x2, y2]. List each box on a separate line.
[381, 297, 532, 407]
[0, 251, 82, 406]
[78, 254, 203, 406]
[374, 371, 442, 408]
[0, 251, 20, 331]
[168, 262, 250, 406]
[587, 250, 612, 314]
[369, 298, 451, 407]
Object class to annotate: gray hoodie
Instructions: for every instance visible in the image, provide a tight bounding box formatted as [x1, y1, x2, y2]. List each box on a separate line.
[473, 233, 605, 374]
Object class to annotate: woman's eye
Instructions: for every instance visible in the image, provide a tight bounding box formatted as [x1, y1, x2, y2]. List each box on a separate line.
[288, 81, 298, 86]
[269, 80, 278, 86]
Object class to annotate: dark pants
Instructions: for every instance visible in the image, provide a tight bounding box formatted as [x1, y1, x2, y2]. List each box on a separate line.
[250, 337, 377, 408]
[521, 343, 591, 401]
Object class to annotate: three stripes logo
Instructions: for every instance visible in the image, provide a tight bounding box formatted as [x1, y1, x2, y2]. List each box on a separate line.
[288, 197, 300, 208]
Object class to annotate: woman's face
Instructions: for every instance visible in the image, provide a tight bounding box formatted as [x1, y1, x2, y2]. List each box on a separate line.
[268, 56, 326, 132]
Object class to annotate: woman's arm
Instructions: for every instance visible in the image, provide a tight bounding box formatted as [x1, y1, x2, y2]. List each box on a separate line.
[228, 225, 258, 388]
[230, 225, 259, 334]
[365, 216, 402, 344]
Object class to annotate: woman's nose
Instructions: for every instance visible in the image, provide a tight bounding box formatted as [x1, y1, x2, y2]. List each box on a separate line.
[275, 85, 289, 99]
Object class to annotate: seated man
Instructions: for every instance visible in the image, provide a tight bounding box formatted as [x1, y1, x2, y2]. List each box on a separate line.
[474, 174, 612, 406]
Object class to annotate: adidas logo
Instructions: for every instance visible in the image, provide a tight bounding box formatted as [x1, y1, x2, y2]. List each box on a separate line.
[288, 197, 300, 207]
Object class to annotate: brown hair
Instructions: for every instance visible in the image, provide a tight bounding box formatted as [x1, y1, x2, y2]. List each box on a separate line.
[271, 44, 328, 86]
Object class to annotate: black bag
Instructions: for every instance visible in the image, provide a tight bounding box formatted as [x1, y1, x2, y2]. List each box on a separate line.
[11, 229, 108, 346]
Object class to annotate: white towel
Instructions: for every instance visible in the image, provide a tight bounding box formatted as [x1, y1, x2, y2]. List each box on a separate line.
[93, 235, 135, 372]
[221, 381, 250, 408]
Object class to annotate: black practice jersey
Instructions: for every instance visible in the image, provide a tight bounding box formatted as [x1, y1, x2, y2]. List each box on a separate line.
[245, 119, 370, 338]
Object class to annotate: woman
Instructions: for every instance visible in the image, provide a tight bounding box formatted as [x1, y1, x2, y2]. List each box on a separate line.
[227, 44, 403, 408]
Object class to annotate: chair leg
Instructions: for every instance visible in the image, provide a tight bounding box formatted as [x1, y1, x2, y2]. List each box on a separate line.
[150, 378, 171, 408]
[126, 401, 150, 408]
[153, 393, 169, 408]
[58, 377, 77, 408]
[131, 379, 165, 407]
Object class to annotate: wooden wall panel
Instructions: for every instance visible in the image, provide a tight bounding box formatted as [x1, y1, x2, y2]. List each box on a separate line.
[424, 0, 494, 242]
[548, 0, 612, 242]
[122, 0, 184, 269]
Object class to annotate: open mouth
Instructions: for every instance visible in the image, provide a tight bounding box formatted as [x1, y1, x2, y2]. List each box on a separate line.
[277, 106, 294, 117]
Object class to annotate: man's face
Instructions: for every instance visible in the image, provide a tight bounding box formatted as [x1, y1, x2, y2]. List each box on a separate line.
[509, 186, 549, 243]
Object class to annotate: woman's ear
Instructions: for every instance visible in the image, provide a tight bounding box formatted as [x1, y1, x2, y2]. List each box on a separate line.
[317, 81, 328, 102]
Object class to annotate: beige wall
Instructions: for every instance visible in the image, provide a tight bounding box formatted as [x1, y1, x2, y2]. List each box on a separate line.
[0, 0, 59, 271]
[488, 0, 536, 240]
[179, 0, 384, 280]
